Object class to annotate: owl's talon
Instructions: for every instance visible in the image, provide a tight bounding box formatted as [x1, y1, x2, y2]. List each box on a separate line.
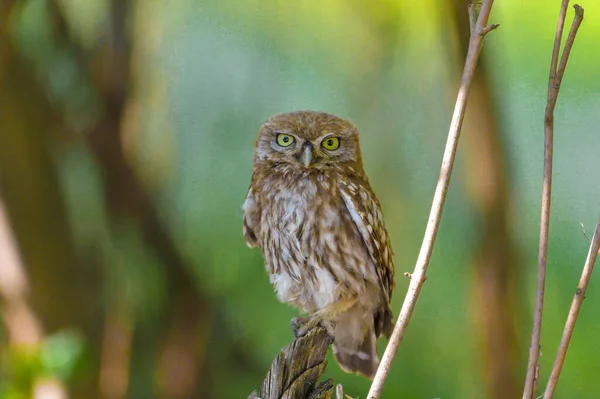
[319, 320, 336, 340]
[292, 315, 326, 338]
[291, 316, 312, 338]
[291, 316, 336, 341]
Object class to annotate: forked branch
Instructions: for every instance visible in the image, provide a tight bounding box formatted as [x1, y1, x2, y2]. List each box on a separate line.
[366, 1, 498, 397]
[522, 3, 584, 398]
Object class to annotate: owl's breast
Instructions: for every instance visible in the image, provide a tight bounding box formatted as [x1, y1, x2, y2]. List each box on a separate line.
[261, 178, 324, 276]
[259, 176, 375, 312]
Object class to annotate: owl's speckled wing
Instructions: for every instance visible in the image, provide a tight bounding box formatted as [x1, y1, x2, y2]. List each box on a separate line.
[242, 187, 260, 248]
[339, 179, 395, 304]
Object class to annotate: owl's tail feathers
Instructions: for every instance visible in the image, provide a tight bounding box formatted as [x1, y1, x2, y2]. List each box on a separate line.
[375, 303, 395, 339]
[332, 304, 379, 379]
[333, 328, 379, 379]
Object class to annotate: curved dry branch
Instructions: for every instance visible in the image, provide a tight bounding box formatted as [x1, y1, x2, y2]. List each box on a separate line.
[366, 1, 498, 397]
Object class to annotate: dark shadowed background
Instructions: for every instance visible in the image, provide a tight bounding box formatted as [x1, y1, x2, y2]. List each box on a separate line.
[1, 0, 599, 398]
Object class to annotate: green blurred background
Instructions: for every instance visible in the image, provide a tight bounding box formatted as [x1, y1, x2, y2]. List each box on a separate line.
[1, 0, 599, 398]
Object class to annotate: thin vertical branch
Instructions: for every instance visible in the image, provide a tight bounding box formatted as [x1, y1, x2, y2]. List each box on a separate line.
[543, 219, 600, 398]
[522, 3, 584, 398]
[366, 1, 499, 397]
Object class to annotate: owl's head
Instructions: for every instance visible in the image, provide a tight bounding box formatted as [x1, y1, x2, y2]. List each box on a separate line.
[254, 111, 363, 171]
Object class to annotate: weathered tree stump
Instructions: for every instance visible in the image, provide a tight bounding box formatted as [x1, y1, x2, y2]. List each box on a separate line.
[248, 327, 334, 399]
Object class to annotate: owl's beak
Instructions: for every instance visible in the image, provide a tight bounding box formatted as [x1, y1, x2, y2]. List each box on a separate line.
[302, 143, 313, 167]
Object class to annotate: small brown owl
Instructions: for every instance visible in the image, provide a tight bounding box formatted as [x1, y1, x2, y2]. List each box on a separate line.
[243, 111, 395, 379]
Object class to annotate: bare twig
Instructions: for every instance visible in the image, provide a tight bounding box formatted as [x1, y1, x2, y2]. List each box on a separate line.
[580, 222, 591, 242]
[543, 218, 600, 398]
[336, 384, 344, 399]
[366, 1, 498, 397]
[479, 24, 500, 36]
[522, 3, 584, 398]
[533, 364, 541, 396]
[468, 4, 477, 34]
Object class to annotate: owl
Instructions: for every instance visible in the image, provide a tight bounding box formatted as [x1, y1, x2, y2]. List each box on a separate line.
[243, 110, 395, 379]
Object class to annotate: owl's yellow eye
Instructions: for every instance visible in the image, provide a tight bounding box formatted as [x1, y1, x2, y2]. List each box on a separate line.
[276, 134, 295, 147]
[321, 136, 340, 150]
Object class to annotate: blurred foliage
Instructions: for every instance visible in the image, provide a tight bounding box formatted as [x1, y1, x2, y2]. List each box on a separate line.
[0, 329, 84, 398]
[1, 0, 599, 398]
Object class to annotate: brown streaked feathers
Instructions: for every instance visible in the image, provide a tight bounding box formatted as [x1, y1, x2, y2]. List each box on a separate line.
[243, 110, 395, 379]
